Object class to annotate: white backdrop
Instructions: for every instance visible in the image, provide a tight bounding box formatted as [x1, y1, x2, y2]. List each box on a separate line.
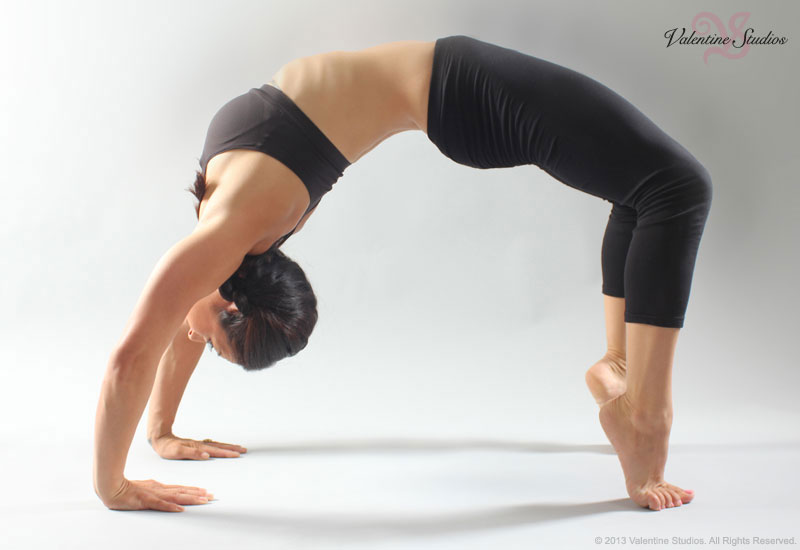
[1, 0, 798, 548]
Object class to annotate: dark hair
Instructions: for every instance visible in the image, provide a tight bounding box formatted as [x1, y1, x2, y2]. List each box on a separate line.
[218, 250, 318, 371]
[187, 168, 207, 217]
[187, 166, 318, 371]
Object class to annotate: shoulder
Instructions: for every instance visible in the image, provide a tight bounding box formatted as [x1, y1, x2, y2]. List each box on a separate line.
[201, 149, 310, 243]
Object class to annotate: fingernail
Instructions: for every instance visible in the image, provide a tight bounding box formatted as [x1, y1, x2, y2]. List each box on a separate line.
[201, 452, 210, 458]
[686, 489, 694, 494]
[207, 494, 214, 500]
[199, 497, 208, 502]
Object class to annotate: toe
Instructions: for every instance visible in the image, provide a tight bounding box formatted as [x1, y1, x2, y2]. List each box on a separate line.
[661, 489, 674, 508]
[656, 491, 667, 511]
[667, 483, 694, 504]
[666, 489, 681, 508]
[647, 491, 662, 511]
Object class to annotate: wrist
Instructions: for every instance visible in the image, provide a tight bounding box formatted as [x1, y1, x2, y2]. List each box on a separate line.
[93, 470, 126, 503]
[146, 422, 174, 444]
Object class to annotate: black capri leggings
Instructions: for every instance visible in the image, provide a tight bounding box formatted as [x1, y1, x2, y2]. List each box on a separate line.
[427, 35, 712, 328]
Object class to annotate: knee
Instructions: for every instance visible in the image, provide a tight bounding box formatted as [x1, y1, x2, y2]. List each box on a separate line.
[691, 163, 713, 211]
[697, 164, 714, 207]
[635, 161, 713, 225]
[674, 161, 713, 219]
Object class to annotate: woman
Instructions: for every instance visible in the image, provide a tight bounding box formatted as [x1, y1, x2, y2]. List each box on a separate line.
[94, 35, 710, 513]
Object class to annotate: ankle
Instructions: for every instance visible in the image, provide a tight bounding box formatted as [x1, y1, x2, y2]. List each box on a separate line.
[629, 407, 673, 433]
[604, 348, 626, 365]
[602, 350, 627, 377]
[612, 391, 672, 430]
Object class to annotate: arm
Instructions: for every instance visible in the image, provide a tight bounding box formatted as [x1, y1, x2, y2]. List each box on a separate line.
[93, 222, 254, 510]
[93, 167, 308, 512]
[146, 319, 203, 444]
[145, 319, 247, 460]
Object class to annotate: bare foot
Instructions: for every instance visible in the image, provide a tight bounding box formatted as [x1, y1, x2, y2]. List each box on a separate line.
[585, 352, 627, 406]
[598, 393, 695, 511]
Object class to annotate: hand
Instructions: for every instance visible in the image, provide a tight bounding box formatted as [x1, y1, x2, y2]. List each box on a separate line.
[150, 432, 247, 460]
[101, 478, 212, 512]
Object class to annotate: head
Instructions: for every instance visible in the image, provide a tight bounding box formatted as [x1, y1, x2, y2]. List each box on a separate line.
[185, 167, 318, 371]
[187, 249, 318, 370]
[224, 250, 319, 370]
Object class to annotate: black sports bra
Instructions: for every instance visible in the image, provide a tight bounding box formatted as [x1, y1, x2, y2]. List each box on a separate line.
[199, 81, 351, 251]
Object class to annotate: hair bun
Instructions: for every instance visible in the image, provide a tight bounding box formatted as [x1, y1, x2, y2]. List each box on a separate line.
[219, 280, 235, 302]
[220, 252, 276, 316]
[233, 290, 252, 316]
[216, 248, 318, 370]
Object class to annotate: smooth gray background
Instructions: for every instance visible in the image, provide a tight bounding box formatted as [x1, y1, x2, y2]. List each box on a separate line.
[1, 0, 798, 548]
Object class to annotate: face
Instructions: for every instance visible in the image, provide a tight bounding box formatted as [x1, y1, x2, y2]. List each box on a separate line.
[185, 289, 239, 362]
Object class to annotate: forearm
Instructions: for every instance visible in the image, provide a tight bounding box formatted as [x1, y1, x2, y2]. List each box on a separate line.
[146, 320, 204, 442]
[93, 349, 160, 499]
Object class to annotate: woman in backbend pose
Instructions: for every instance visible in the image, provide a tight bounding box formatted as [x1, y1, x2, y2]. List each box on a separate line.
[94, 35, 711, 513]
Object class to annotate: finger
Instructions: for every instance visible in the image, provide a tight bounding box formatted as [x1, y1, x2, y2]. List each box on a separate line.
[181, 446, 212, 460]
[163, 492, 211, 506]
[202, 445, 241, 458]
[162, 485, 206, 491]
[159, 487, 215, 501]
[161, 486, 210, 495]
[203, 441, 248, 453]
[146, 496, 184, 512]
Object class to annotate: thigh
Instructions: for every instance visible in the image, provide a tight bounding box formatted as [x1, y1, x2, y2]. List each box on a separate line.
[427, 35, 700, 205]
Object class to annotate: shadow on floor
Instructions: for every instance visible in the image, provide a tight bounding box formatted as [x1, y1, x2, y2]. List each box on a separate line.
[670, 441, 800, 453]
[245, 438, 616, 455]
[244, 438, 800, 456]
[178, 498, 639, 540]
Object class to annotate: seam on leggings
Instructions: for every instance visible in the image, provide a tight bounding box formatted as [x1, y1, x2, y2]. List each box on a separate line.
[624, 311, 684, 328]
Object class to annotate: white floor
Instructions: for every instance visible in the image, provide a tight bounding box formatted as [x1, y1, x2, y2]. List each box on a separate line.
[4, 432, 799, 549]
[3, 285, 799, 549]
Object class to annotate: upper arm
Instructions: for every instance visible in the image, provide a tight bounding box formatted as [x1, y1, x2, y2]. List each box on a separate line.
[113, 158, 309, 368]
[114, 219, 253, 366]
[115, 212, 298, 366]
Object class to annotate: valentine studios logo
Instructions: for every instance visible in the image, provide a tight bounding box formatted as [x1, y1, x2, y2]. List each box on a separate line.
[664, 12, 789, 63]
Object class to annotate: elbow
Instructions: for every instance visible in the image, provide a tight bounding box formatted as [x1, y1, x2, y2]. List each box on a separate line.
[106, 343, 151, 381]
[109, 344, 138, 370]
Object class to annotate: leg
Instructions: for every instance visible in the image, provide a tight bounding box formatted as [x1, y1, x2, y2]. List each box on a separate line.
[425, 35, 711, 511]
[586, 203, 636, 405]
[585, 295, 627, 406]
[599, 323, 693, 510]
[598, 165, 712, 511]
